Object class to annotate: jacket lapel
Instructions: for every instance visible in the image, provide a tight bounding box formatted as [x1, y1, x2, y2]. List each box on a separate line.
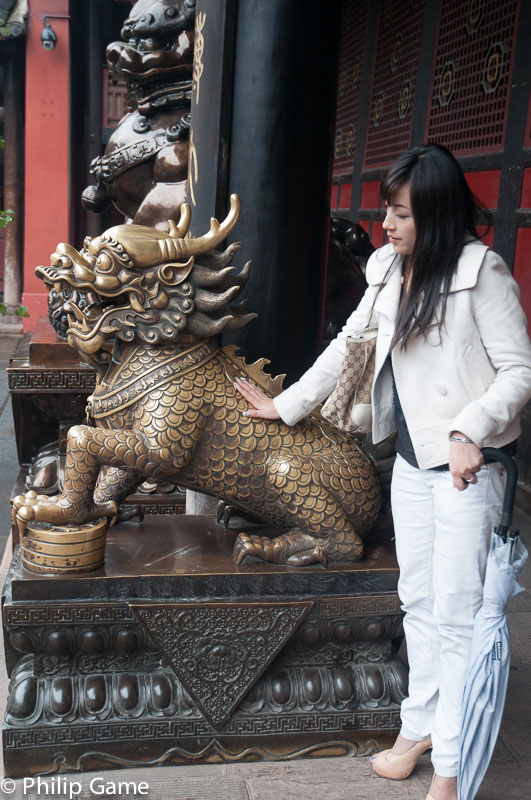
[367, 239, 488, 348]
[445, 240, 488, 292]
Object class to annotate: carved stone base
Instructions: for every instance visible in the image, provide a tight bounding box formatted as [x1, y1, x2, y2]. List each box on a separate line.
[2, 515, 405, 777]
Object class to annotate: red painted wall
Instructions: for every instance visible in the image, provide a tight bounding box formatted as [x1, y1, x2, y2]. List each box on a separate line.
[514, 227, 531, 337]
[361, 181, 380, 210]
[521, 168, 531, 208]
[338, 183, 352, 210]
[22, 0, 70, 330]
[464, 170, 501, 210]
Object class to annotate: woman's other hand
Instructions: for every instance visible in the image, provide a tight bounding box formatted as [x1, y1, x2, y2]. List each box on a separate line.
[234, 378, 281, 419]
[449, 431, 484, 491]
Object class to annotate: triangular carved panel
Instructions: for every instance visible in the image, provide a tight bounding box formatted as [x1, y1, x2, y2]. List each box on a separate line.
[131, 601, 312, 729]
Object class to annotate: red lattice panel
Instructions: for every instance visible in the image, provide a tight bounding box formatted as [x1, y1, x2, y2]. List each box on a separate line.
[103, 68, 128, 129]
[333, 0, 368, 177]
[363, 0, 425, 169]
[425, 0, 518, 155]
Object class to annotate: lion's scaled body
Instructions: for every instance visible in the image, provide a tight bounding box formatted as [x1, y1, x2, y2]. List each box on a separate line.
[87, 340, 380, 563]
[18, 197, 381, 566]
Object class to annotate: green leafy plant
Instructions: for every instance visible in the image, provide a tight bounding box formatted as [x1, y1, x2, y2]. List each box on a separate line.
[0, 303, 29, 317]
[0, 208, 14, 227]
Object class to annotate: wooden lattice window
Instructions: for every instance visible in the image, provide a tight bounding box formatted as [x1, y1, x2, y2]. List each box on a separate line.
[103, 68, 128, 129]
[363, 0, 425, 169]
[333, 0, 368, 177]
[425, 0, 519, 154]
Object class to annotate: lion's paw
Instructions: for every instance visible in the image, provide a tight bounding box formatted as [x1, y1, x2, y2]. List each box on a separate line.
[233, 530, 327, 567]
[12, 491, 117, 538]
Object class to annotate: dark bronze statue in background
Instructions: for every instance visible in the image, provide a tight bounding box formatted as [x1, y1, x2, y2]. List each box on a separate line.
[323, 219, 374, 347]
[14, 196, 380, 568]
[81, 0, 195, 226]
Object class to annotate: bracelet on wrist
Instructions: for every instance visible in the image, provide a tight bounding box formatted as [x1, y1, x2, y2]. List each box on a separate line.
[450, 435, 474, 444]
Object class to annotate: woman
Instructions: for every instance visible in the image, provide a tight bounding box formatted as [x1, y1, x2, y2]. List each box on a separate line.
[235, 144, 531, 800]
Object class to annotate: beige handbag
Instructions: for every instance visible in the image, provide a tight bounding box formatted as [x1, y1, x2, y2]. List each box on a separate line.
[321, 327, 377, 433]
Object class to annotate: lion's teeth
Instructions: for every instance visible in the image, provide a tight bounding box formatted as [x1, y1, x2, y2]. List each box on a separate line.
[71, 304, 85, 321]
[81, 317, 90, 333]
[53, 281, 62, 293]
[129, 292, 144, 313]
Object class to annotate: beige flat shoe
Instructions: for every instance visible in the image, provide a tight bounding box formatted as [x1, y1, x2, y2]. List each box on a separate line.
[370, 737, 432, 780]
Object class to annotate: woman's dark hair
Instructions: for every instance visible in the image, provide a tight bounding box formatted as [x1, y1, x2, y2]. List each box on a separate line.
[380, 143, 489, 349]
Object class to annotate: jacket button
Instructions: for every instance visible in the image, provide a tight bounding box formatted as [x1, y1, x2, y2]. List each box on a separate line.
[436, 384, 448, 396]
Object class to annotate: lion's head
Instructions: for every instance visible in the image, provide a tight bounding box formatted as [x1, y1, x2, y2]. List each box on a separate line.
[36, 195, 255, 368]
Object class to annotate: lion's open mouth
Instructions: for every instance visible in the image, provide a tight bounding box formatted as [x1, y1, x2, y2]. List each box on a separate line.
[45, 282, 94, 339]
[40, 276, 124, 340]
[37, 263, 145, 343]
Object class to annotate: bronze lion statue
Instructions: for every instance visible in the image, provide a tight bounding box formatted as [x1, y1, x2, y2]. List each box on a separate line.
[13, 196, 380, 567]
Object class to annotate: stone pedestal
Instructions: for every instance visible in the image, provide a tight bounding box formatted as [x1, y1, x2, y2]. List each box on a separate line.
[2, 515, 405, 777]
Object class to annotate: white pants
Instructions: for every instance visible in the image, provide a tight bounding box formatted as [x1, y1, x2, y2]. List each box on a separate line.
[391, 454, 506, 777]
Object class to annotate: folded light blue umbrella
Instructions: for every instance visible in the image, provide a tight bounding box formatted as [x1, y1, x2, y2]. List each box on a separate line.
[458, 449, 528, 800]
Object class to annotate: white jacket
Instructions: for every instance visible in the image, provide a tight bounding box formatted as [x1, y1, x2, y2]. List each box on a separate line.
[274, 241, 531, 469]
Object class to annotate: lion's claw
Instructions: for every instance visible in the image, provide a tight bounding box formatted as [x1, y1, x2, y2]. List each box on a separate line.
[233, 531, 329, 567]
[12, 490, 117, 538]
[233, 532, 264, 565]
[218, 501, 263, 529]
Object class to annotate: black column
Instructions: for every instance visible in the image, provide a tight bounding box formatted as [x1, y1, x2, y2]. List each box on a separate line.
[187, 0, 237, 230]
[190, 0, 342, 382]
[493, 0, 531, 266]
[84, 0, 104, 239]
[409, 1, 439, 146]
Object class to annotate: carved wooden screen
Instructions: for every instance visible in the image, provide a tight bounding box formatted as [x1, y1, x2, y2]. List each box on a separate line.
[333, 0, 368, 177]
[331, 0, 369, 211]
[102, 68, 128, 130]
[425, 0, 519, 154]
[363, 0, 425, 169]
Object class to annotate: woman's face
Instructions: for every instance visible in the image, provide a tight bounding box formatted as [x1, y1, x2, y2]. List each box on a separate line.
[382, 183, 417, 255]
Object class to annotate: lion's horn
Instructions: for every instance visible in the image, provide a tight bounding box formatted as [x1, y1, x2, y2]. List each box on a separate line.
[180, 194, 241, 257]
[168, 203, 191, 239]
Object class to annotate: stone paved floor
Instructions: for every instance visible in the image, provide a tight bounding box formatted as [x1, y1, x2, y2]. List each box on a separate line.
[0, 335, 530, 799]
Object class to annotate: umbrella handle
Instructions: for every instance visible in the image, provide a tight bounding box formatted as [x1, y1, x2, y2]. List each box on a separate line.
[481, 447, 518, 534]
